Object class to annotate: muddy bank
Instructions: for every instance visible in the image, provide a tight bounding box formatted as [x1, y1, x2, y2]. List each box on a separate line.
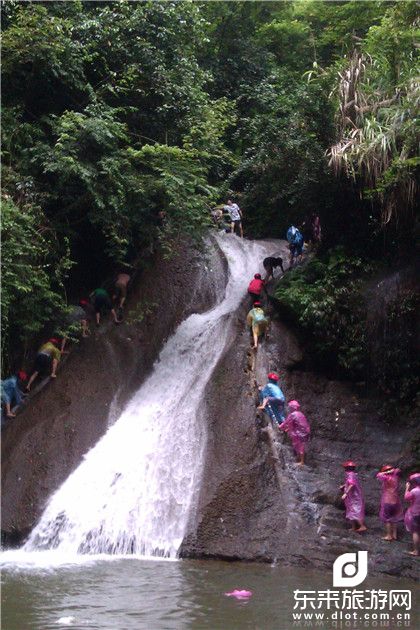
[181, 251, 419, 581]
[1, 237, 227, 545]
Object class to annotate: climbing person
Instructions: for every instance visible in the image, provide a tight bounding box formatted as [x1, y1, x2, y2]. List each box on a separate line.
[91, 287, 120, 326]
[26, 339, 62, 391]
[311, 212, 321, 245]
[376, 465, 403, 541]
[59, 301, 94, 351]
[1, 371, 27, 421]
[224, 199, 243, 237]
[404, 472, 420, 556]
[286, 225, 304, 267]
[263, 256, 284, 281]
[257, 372, 286, 426]
[340, 461, 367, 533]
[247, 273, 266, 307]
[280, 400, 310, 465]
[79, 298, 95, 336]
[113, 270, 131, 310]
[246, 301, 269, 350]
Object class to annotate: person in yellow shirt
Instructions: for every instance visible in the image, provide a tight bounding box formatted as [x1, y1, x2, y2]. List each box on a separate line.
[26, 338, 62, 391]
[246, 301, 269, 349]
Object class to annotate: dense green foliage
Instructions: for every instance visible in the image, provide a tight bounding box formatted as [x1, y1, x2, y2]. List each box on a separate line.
[275, 253, 419, 407]
[1, 0, 418, 378]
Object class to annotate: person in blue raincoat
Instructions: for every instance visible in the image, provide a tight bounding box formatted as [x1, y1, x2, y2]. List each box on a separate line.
[257, 372, 285, 425]
[286, 225, 304, 267]
[1, 371, 27, 423]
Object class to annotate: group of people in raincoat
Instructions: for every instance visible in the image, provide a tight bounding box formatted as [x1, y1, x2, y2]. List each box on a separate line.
[246, 262, 420, 557]
[340, 461, 420, 556]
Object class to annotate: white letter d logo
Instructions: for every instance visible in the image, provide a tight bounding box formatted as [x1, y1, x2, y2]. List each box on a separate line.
[333, 551, 368, 587]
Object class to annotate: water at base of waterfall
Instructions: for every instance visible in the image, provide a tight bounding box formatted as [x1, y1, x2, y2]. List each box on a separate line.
[1, 557, 416, 630]
[16, 234, 280, 558]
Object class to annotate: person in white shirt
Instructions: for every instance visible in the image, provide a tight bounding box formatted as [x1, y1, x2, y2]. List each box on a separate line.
[224, 199, 243, 237]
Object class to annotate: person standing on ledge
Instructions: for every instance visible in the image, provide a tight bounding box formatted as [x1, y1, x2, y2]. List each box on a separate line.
[404, 472, 420, 556]
[340, 461, 367, 533]
[376, 465, 403, 541]
[224, 199, 243, 237]
[257, 372, 286, 426]
[246, 301, 269, 350]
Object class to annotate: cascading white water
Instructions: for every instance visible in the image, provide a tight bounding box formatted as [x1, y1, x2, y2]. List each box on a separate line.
[23, 234, 277, 559]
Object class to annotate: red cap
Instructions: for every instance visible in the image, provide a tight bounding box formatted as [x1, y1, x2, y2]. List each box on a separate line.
[17, 370, 27, 381]
[267, 372, 279, 381]
[49, 338, 60, 345]
[342, 461, 357, 468]
[409, 472, 420, 483]
[288, 400, 300, 410]
[79, 298, 89, 306]
[254, 273, 262, 279]
[380, 464, 394, 473]
[254, 301, 261, 307]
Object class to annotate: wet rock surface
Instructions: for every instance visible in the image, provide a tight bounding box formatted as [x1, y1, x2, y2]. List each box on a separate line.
[181, 246, 419, 581]
[1, 237, 227, 545]
[2, 237, 418, 582]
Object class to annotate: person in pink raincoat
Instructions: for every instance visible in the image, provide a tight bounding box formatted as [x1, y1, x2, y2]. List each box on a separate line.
[280, 400, 310, 465]
[404, 472, 420, 556]
[340, 461, 367, 533]
[376, 464, 403, 541]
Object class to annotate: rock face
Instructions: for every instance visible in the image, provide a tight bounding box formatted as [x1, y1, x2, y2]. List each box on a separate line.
[180, 279, 419, 581]
[1, 237, 227, 545]
[2, 237, 418, 581]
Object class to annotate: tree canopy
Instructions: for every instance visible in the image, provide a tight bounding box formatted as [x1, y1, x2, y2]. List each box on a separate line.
[1, 0, 418, 372]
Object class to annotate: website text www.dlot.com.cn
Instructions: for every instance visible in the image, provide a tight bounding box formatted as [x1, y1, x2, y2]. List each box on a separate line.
[292, 610, 411, 627]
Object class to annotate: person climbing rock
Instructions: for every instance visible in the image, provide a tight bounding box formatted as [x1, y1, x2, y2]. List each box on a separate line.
[247, 273, 266, 307]
[257, 372, 285, 426]
[91, 287, 120, 326]
[280, 400, 310, 465]
[246, 301, 269, 349]
[263, 256, 284, 281]
[376, 465, 403, 541]
[113, 271, 131, 310]
[1, 371, 27, 422]
[26, 339, 62, 391]
[79, 298, 95, 336]
[59, 301, 94, 351]
[340, 461, 367, 533]
[404, 472, 420, 556]
[286, 225, 304, 267]
[224, 199, 243, 237]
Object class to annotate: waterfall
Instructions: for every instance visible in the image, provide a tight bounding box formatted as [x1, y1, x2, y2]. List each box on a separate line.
[22, 235, 276, 558]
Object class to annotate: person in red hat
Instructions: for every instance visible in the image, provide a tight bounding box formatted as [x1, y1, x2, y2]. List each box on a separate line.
[404, 472, 420, 556]
[280, 400, 310, 465]
[26, 338, 62, 391]
[340, 461, 367, 533]
[247, 273, 267, 308]
[257, 372, 286, 425]
[376, 465, 403, 541]
[1, 371, 27, 422]
[246, 300, 269, 349]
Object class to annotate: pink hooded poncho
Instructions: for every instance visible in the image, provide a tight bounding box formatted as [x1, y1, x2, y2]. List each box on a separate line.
[344, 471, 365, 521]
[376, 469, 403, 523]
[281, 410, 310, 457]
[404, 485, 420, 534]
